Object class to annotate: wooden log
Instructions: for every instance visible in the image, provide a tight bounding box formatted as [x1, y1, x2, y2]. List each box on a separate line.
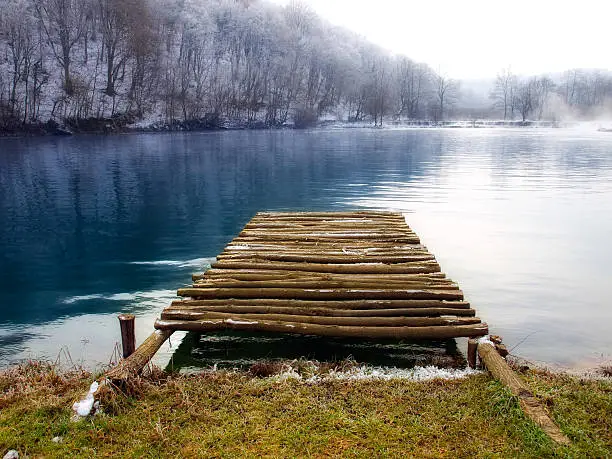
[235, 235, 419, 245]
[198, 270, 447, 282]
[191, 270, 444, 283]
[155, 318, 488, 339]
[247, 220, 407, 226]
[177, 287, 463, 301]
[233, 237, 422, 245]
[205, 268, 442, 276]
[193, 280, 457, 291]
[104, 329, 173, 382]
[118, 314, 136, 358]
[159, 310, 482, 326]
[215, 253, 436, 264]
[165, 305, 476, 317]
[171, 298, 471, 310]
[193, 279, 458, 290]
[251, 215, 406, 222]
[233, 232, 417, 239]
[166, 303, 476, 317]
[221, 245, 429, 254]
[238, 228, 408, 235]
[254, 211, 404, 218]
[240, 227, 415, 234]
[223, 245, 429, 254]
[224, 245, 427, 253]
[211, 260, 441, 274]
[467, 338, 478, 369]
[243, 223, 409, 230]
[245, 219, 408, 225]
[253, 211, 404, 218]
[477, 341, 570, 445]
[227, 241, 425, 249]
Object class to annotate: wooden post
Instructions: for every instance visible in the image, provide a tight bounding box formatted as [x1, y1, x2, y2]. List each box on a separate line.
[478, 340, 570, 445]
[118, 314, 136, 358]
[467, 338, 479, 368]
[105, 329, 173, 382]
[73, 329, 173, 416]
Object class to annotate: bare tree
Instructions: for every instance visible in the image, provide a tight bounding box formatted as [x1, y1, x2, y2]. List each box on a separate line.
[490, 67, 516, 120]
[514, 78, 536, 122]
[532, 76, 555, 120]
[396, 58, 432, 119]
[33, 0, 86, 95]
[99, 0, 144, 96]
[434, 74, 459, 121]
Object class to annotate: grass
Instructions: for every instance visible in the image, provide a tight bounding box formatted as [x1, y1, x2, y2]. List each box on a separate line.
[0, 361, 610, 458]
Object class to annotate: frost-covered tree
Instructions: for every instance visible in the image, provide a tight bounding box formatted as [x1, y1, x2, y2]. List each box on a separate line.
[490, 67, 516, 120]
[434, 74, 459, 121]
[33, 0, 86, 95]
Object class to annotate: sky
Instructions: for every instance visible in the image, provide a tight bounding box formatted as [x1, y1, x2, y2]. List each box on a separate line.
[267, 0, 611, 80]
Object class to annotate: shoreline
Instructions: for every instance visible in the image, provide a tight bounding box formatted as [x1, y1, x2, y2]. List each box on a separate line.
[0, 118, 598, 139]
[1, 350, 610, 381]
[1, 358, 610, 456]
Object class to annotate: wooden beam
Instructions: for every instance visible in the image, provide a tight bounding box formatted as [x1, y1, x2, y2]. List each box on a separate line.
[166, 304, 477, 317]
[159, 310, 482, 327]
[193, 279, 458, 290]
[196, 269, 447, 282]
[215, 253, 435, 264]
[211, 260, 441, 274]
[155, 318, 488, 339]
[104, 330, 173, 382]
[177, 287, 463, 301]
[171, 298, 472, 310]
[477, 341, 570, 445]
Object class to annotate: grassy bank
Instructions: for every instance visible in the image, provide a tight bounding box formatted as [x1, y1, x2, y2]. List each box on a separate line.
[1, 361, 610, 457]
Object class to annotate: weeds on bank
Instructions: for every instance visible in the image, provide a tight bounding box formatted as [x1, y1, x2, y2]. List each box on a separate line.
[0, 360, 610, 457]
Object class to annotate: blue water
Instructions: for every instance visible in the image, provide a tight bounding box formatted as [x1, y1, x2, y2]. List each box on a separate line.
[1, 128, 611, 368]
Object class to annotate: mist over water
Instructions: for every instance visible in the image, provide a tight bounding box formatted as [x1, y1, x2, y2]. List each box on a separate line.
[1, 128, 611, 369]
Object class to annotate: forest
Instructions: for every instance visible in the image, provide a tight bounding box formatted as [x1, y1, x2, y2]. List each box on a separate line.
[1, 0, 612, 133]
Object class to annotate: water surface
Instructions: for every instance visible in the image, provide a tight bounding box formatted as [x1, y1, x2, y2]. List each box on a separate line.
[1, 128, 611, 369]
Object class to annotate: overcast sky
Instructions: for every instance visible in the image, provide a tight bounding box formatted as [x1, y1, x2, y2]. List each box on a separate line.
[268, 0, 611, 80]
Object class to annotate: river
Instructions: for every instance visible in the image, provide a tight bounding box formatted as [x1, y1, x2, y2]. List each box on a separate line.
[1, 128, 611, 370]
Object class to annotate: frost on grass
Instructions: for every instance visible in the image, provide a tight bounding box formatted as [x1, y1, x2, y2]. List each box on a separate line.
[266, 362, 480, 383]
[327, 365, 480, 382]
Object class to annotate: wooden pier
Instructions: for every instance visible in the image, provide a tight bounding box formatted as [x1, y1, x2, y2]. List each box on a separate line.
[154, 211, 488, 340]
[99, 211, 572, 445]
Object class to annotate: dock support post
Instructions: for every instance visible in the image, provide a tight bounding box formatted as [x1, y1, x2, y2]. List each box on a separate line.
[105, 329, 173, 382]
[467, 338, 478, 368]
[74, 329, 174, 418]
[118, 314, 136, 358]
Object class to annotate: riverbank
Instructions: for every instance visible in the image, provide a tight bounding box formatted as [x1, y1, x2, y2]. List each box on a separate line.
[1, 360, 610, 457]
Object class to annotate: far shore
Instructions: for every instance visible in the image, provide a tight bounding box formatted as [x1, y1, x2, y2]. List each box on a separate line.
[1, 117, 603, 139]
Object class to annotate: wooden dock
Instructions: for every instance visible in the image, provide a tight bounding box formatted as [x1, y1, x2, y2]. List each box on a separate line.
[154, 211, 488, 339]
[100, 212, 572, 446]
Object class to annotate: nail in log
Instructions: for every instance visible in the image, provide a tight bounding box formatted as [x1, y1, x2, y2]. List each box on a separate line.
[118, 314, 136, 358]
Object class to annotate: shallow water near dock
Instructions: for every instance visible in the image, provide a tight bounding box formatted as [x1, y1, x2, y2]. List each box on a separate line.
[1, 128, 611, 370]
